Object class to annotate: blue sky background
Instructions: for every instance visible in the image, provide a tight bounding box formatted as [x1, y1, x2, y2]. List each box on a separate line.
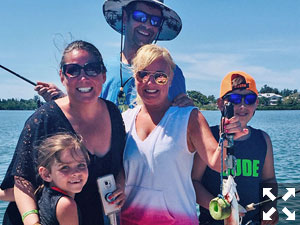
[1, 0, 299, 100]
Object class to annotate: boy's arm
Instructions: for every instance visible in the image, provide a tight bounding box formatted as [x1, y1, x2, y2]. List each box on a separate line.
[56, 196, 79, 225]
[191, 154, 214, 209]
[260, 131, 278, 225]
[261, 132, 277, 184]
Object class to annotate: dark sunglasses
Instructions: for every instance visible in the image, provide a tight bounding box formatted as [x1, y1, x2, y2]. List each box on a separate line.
[62, 62, 104, 78]
[225, 93, 257, 105]
[136, 71, 169, 85]
[132, 10, 163, 27]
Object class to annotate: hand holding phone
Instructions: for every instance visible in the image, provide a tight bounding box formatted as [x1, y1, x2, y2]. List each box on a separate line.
[97, 174, 120, 215]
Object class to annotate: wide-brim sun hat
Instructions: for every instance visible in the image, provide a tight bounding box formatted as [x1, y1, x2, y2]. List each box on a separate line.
[220, 71, 259, 98]
[103, 0, 182, 41]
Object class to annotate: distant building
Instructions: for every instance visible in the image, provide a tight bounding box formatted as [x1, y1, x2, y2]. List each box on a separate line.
[258, 93, 282, 105]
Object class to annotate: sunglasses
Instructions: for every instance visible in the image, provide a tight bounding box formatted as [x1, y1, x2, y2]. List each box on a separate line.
[225, 93, 257, 105]
[62, 62, 104, 78]
[132, 10, 163, 27]
[136, 71, 169, 85]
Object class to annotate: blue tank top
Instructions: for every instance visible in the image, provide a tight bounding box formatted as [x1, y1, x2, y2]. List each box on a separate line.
[199, 126, 267, 225]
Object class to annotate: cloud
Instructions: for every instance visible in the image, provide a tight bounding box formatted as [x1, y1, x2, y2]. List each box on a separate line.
[173, 50, 299, 95]
[175, 52, 247, 80]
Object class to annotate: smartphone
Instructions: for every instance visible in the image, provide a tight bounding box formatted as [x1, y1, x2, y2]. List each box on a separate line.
[97, 174, 120, 215]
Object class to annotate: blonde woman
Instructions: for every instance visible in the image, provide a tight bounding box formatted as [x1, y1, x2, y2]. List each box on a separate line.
[121, 44, 246, 225]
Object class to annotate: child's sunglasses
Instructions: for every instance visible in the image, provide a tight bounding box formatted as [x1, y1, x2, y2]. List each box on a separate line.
[132, 10, 163, 27]
[136, 71, 169, 85]
[225, 93, 257, 105]
[62, 62, 104, 78]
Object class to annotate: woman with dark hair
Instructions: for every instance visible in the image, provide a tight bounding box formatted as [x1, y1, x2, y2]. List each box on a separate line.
[0, 40, 126, 225]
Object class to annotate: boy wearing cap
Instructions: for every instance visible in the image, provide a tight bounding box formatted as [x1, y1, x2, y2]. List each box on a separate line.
[35, 0, 188, 112]
[192, 71, 278, 225]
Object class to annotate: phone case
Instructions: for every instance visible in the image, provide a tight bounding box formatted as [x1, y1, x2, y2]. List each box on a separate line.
[97, 174, 120, 215]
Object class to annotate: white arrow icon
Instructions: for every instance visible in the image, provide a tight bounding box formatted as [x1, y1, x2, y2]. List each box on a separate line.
[263, 188, 276, 201]
[263, 207, 276, 220]
[282, 207, 295, 220]
[282, 188, 295, 201]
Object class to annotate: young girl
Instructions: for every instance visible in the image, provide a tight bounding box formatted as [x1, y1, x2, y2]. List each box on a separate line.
[35, 133, 89, 225]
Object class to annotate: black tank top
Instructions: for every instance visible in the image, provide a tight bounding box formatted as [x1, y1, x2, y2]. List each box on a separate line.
[199, 125, 267, 225]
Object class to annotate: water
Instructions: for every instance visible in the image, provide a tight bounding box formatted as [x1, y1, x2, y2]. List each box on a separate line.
[0, 110, 34, 221]
[0, 110, 299, 223]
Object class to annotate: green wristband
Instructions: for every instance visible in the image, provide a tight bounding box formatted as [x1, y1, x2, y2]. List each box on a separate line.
[21, 209, 39, 222]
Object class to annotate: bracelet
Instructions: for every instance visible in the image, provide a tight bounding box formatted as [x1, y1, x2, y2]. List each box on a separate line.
[21, 209, 39, 222]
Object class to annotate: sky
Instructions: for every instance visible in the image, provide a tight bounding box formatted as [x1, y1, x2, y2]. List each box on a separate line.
[1, 0, 299, 100]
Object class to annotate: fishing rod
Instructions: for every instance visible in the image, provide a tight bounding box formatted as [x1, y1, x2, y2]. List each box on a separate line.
[0, 64, 37, 86]
[246, 189, 300, 211]
[208, 102, 237, 221]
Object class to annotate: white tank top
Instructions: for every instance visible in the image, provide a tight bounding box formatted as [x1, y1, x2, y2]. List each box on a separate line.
[121, 105, 198, 225]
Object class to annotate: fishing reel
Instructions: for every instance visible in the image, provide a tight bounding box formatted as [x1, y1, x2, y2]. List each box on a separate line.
[209, 195, 231, 220]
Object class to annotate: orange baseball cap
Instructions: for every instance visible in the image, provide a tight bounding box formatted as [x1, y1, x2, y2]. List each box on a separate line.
[219, 71, 258, 98]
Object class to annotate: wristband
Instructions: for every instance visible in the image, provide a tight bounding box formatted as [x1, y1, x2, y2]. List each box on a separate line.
[21, 209, 39, 222]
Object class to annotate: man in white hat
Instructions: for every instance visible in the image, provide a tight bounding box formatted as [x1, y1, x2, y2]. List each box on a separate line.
[35, 0, 187, 112]
[101, 0, 186, 111]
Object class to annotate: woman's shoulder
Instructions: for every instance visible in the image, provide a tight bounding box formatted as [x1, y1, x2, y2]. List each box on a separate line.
[102, 99, 126, 140]
[122, 106, 140, 118]
[31, 101, 60, 117]
[121, 106, 141, 131]
[103, 98, 119, 110]
[176, 105, 197, 112]
[22, 101, 58, 125]
[100, 98, 120, 115]
[168, 106, 197, 116]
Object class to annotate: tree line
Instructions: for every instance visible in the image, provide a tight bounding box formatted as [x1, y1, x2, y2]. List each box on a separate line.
[260, 84, 298, 97]
[1, 85, 299, 110]
[0, 96, 40, 110]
